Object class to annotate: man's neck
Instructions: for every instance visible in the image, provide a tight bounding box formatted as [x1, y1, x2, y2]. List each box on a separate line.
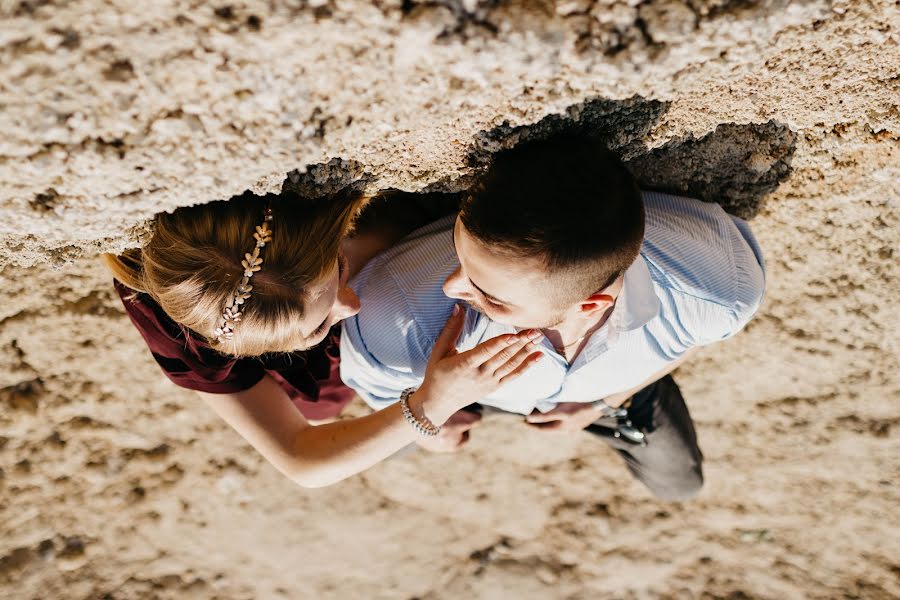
[541, 303, 615, 361]
[539, 275, 625, 360]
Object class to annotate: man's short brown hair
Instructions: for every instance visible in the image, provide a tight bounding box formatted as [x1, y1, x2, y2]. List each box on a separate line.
[459, 135, 645, 305]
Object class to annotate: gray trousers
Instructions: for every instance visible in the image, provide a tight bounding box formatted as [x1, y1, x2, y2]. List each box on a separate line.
[465, 375, 704, 501]
[587, 375, 704, 501]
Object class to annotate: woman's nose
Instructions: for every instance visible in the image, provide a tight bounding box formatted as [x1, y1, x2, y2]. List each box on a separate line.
[334, 285, 361, 321]
[443, 267, 472, 300]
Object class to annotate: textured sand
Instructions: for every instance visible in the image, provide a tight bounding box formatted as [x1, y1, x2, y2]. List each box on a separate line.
[1, 1, 898, 598]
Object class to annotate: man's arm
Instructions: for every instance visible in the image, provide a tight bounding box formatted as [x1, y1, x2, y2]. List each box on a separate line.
[341, 195, 447, 280]
[602, 348, 697, 407]
[339, 319, 423, 409]
[524, 349, 698, 432]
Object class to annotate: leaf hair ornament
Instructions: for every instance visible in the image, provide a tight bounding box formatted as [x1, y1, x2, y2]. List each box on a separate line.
[212, 206, 273, 344]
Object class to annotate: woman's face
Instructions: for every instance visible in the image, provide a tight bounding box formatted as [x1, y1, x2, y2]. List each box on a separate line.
[298, 253, 361, 348]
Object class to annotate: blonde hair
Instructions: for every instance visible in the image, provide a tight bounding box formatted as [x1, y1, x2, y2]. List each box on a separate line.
[103, 189, 368, 357]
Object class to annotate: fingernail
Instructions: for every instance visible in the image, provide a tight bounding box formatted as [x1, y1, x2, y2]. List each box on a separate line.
[452, 304, 460, 316]
[527, 329, 542, 340]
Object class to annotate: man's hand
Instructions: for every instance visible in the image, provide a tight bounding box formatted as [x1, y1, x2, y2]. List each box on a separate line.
[415, 409, 482, 453]
[524, 402, 605, 432]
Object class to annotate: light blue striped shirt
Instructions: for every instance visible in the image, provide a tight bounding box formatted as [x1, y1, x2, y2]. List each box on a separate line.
[341, 192, 766, 415]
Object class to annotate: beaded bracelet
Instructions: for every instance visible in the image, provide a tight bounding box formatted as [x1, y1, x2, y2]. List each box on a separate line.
[399, 387, 441, 436]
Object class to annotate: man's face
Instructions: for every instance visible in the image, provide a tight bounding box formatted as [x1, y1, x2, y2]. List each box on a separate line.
[444, 218, 568, 329]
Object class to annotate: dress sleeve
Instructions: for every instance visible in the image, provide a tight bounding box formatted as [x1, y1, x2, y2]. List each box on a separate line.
[114, 280, 265, 394]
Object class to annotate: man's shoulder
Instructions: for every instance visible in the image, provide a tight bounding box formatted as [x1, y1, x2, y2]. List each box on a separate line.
[640, 192, 762, 304]
[641, 192, 740, 260]
[637, 192, 766, 342]
[345, 216, 459, 372]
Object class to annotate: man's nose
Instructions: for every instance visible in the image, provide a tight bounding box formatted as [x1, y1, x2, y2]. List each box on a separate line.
[443, 267, 472, 300]
[334, 286, 361, 321]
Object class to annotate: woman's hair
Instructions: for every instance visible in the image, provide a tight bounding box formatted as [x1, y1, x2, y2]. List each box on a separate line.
[103, 189, 368, 357]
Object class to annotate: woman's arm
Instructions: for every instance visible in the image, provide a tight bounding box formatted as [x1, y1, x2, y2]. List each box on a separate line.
[199, 376, 445, 488]
[199, 309, 544, 488]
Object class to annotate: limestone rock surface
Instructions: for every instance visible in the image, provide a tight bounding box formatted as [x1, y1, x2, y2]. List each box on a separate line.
[0, 1, 897, 598]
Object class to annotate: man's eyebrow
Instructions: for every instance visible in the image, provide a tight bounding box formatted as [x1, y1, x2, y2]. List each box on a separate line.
[469, 278, 515, 306]
[452, 219, 517, 306]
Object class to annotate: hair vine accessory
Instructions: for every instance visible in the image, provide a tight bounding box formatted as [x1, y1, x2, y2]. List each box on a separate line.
[213, 207, 273, 344]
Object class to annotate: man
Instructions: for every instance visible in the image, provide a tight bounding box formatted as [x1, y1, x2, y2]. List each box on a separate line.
[340, 135, 765, 501]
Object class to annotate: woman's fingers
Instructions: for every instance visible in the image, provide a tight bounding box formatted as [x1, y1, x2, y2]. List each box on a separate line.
[429, 305, 465, 363]
[455, 334, 518, 366]
[484, 339, 541, 378]
[475, 335, 533, 374]
[494, 342, 543, 379]
[498, 351, 544, 383]
[459, 329, 542, 368]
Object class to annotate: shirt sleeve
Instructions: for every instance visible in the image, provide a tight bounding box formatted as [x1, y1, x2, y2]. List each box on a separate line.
[339, 278, 433, 409]
[338, 269, 441, 410]
[339, 319, 422, 409]
[114, 280, 266, 394]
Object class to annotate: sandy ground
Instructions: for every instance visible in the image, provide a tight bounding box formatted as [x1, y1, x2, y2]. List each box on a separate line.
[1, 1, 899, 598]
[0, 251, 897, 599]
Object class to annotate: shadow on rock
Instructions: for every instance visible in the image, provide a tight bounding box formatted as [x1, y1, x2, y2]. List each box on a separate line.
[280, 97, 795, 222]
[627, 121, 796, 218]
[470, 95, 672, 167]
[419, 95, 669, 194]
[466, 96, 795, 218]
[282, 157, 370, 199]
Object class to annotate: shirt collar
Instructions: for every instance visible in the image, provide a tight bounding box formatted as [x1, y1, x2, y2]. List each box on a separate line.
[610, 254, 660, 335]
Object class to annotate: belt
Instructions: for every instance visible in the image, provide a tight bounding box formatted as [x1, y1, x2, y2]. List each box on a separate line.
[585, 397, 647, 446]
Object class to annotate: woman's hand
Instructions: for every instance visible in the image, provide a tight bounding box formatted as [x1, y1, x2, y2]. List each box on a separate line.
[413, 305, 544, 424]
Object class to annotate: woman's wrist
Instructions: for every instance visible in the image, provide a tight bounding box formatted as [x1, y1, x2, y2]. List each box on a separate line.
[409, 385, 457, 426]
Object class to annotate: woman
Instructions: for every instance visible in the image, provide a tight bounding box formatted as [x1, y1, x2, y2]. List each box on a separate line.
[104, 189, 544, 487]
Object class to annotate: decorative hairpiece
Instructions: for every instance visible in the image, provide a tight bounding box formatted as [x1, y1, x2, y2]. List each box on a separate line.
[212, 207, 273, 344]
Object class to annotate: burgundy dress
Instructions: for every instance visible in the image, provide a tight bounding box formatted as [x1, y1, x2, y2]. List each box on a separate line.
[114, 280, 355, 420]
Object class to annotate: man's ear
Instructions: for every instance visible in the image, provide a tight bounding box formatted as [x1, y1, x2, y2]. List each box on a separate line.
[579, 293, 615, 314]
